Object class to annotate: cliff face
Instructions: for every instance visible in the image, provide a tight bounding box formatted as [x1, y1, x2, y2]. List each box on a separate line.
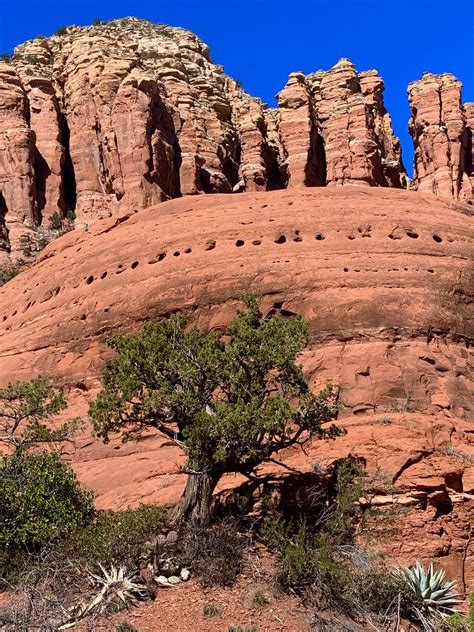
[0, 186, 472, 590]
[408, 73, 474, 201]
[0, 18, 472, 264]
[277, 59, 407, 189]
[0, 18, 408, 260]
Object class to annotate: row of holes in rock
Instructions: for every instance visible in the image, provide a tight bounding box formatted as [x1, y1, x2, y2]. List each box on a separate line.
[2, 227, 452, 321]
[80, 228, 451, 288]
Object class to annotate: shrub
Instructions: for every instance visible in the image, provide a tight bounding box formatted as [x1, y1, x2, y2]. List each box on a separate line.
[23, 54, 38, 64]
[57, 503, 166, 571]
[48, 211, 63, 231]
[251, 590, 269, 608]
[66, 209, 76, 222]
[54, 26, 69, 36]
[0, 263, 22, 286]
[0, 376, 78, 454]
[174, 520, 245, 587]
[1, 53, 11, 63]
[116, 624, 141, 632]
[92, 18, 102, 26]
[203, 603, 221, 617]
[0, 452, 94, 554]
[445, 613, 469, 631]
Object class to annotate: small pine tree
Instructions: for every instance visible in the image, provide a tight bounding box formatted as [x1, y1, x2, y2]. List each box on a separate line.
[0, 377, 81, 454]
[90, 296, 342, 525]
[48, 211, 63, 231]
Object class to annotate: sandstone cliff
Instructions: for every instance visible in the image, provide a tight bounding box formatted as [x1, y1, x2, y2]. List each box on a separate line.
[408, 72, 474, 201]
[277, 59, 407, 189]
[0, 18, 411, 261]
[0, 186, 472, 590]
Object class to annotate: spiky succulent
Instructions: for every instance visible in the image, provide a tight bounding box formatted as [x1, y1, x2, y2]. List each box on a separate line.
[59, 565, 148, 629]
[397, 562, 463, 614]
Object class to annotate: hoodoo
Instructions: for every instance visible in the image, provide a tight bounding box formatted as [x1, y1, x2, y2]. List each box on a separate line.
[1, 18, 472, 264]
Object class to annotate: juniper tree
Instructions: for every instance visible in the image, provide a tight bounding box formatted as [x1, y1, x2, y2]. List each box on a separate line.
[89, 296, 341, 525]
[0, 377, 80, 454]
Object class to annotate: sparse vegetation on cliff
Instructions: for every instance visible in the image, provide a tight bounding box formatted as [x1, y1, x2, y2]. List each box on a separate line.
[0, 263, 22, 286]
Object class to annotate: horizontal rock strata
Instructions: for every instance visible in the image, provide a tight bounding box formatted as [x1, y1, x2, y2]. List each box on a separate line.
[0, 186, 472, 592]
[408, 72, 474, 201]
[0, 19, 413, 260]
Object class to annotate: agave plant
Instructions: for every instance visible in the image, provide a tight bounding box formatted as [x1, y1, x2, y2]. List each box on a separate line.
[59, 564, 148, 629]
[397, 562, 463, 614]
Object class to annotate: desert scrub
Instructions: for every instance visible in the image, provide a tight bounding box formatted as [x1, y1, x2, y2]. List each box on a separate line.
[173, 520, 246, 587]
[57, 503, 166, 571]
[251, 589, 269, 608]
[0, 452, 94, 552]
[0, 451, 94, 583]
[203, 603, 221, 617]
[0, 263, 22, 286]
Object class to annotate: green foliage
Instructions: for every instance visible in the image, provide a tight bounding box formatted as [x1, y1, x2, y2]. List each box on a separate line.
[1, 53, 11, 63]
[92, 18, 102, 26]
[57, 504, 166, 571]
[0, 263, 22, 286]
[0, 451, 94, 553]
[228, 627, 258, 632]
[0, 376, 77, 454]
[445, 613, 469, 632]
[23, 54, 39, 64]
[48, 211, 63, 231]
[258, 460, 409, 619]
[90, 296, 341, 523]
[66, 210, 76, 222]
[469, 592, 474, 630]
[54, 26, 69, 36]
[397, 562, 462, 614]
[251, 590, 269, 608]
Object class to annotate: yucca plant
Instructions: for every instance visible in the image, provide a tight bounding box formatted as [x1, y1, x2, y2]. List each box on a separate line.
[59, 565, 148, 629]
[397, 562, 463, 614]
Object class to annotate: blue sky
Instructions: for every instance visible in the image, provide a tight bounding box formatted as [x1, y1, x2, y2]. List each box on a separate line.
[1, 0, 473, 174]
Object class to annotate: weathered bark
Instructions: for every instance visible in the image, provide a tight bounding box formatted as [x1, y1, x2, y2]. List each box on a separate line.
[167, 471, 218, 526]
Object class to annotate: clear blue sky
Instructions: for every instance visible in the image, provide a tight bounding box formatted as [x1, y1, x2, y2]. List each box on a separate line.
[1, 0, 473, 175]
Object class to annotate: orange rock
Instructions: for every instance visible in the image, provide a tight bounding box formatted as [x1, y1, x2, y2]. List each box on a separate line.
[408, 73, 474, 201]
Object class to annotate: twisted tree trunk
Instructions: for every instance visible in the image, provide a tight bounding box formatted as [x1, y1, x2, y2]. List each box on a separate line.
[167, 470, 218, 526]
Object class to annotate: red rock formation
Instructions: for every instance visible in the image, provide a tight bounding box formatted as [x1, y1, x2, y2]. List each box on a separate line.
[0, 62, 36, 258]
[0, 186, 472, 589]
[408, 73, 474, 202]
[310, 59, 407, 188]
[276, 59, 408, 189]
[0, 19, 416, 260]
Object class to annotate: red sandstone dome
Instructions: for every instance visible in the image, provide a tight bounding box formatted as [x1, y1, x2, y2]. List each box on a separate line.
[0, 16, 473, 605]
